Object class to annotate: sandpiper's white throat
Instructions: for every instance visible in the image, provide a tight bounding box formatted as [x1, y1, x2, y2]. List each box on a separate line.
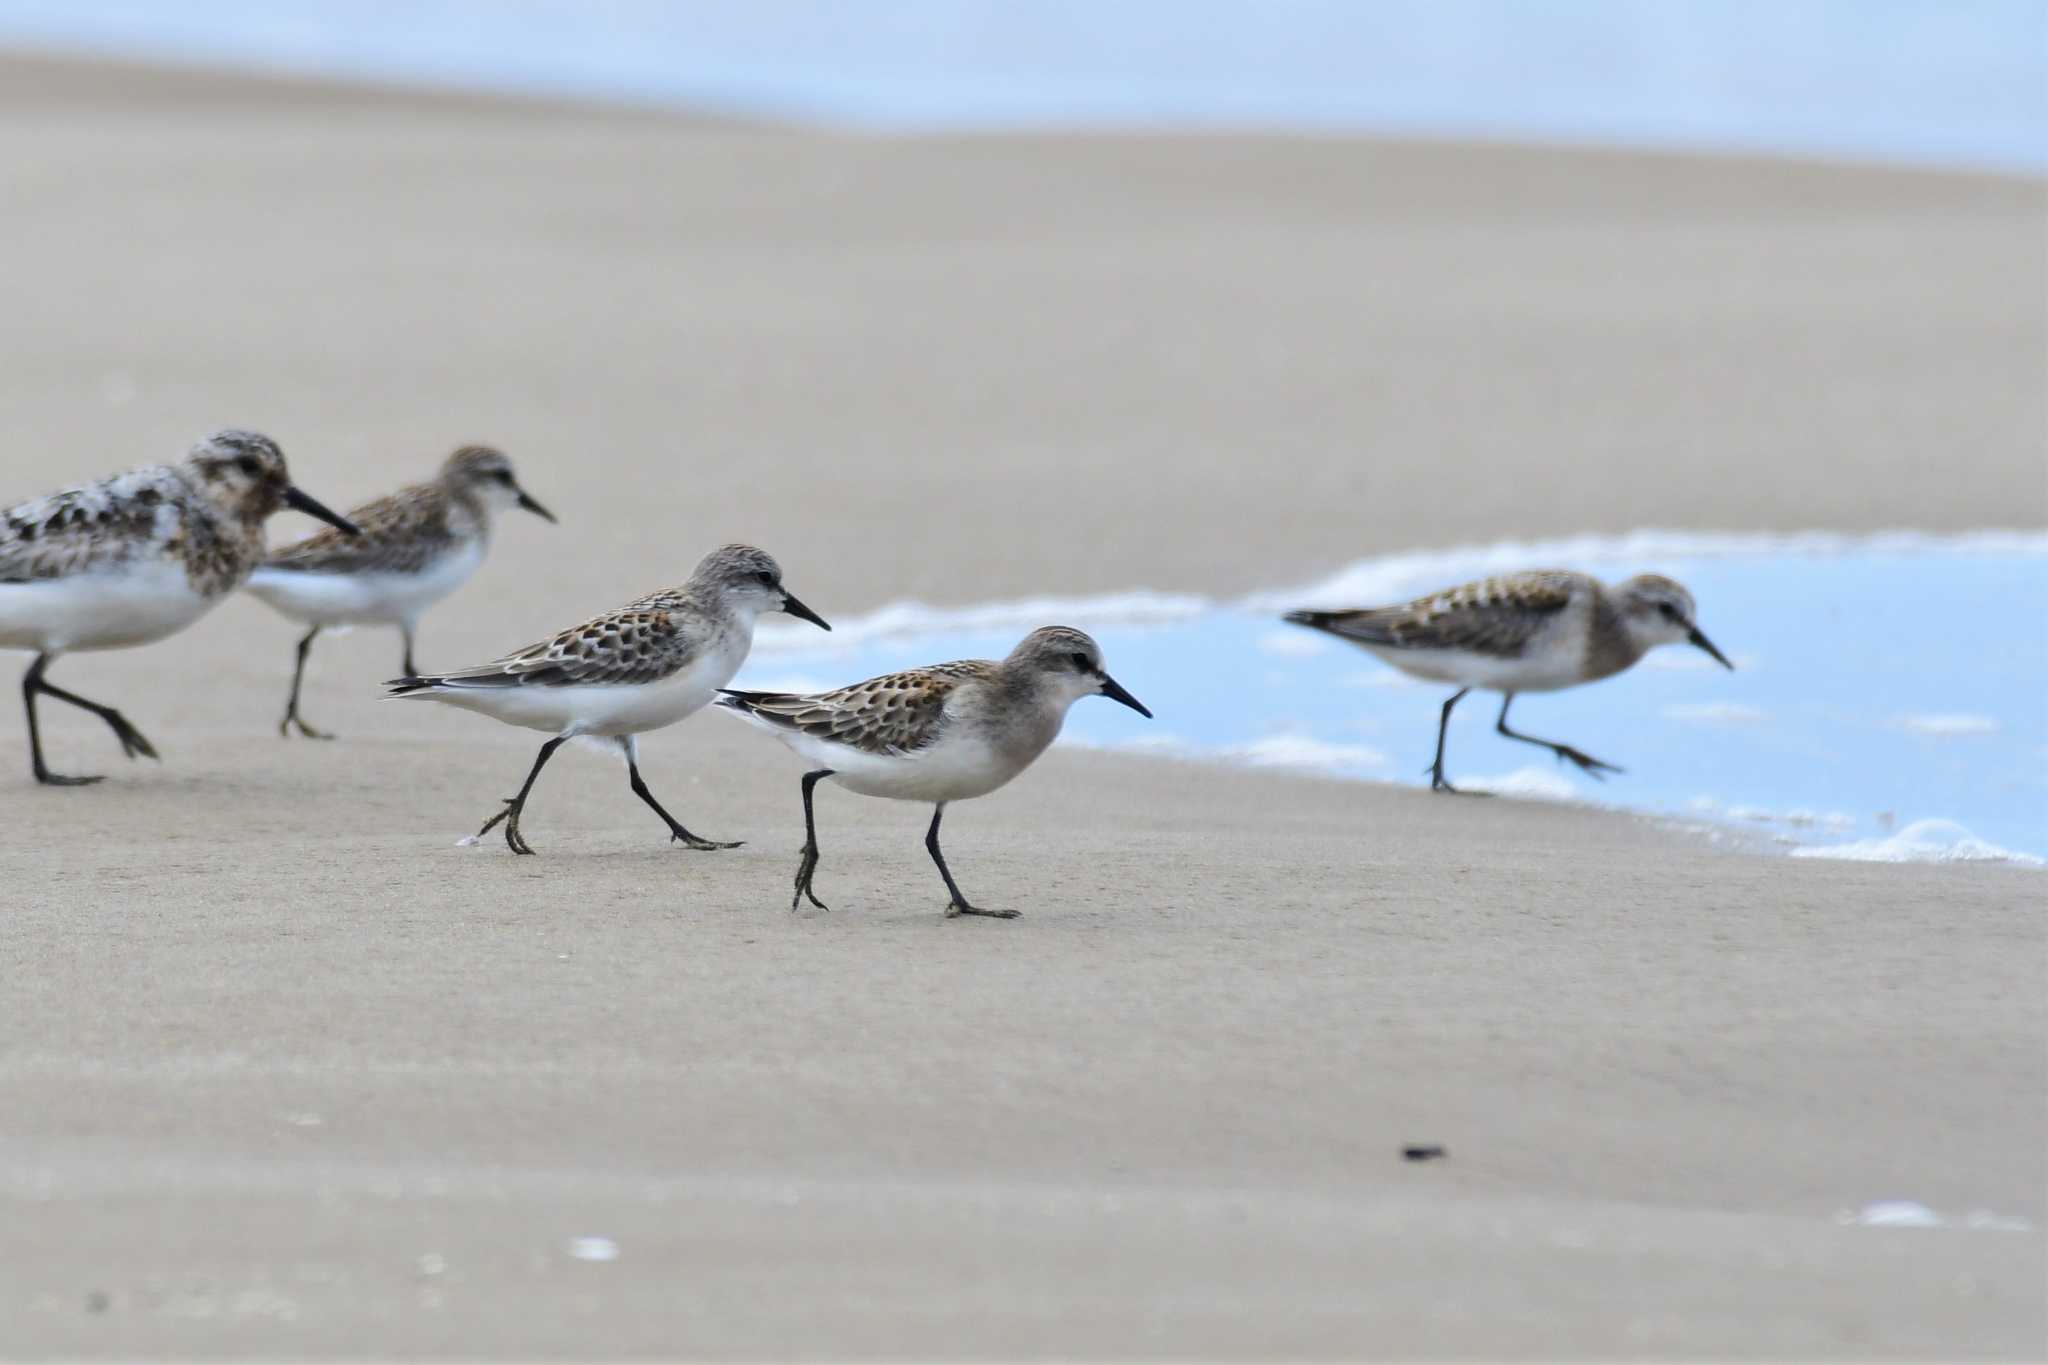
[1285, 570, 1733, 793]
[718, 625, 1152, 919]
[247, 444, 555, 739]
[0, 429, 360, 785]
[386, 544, 829, 854]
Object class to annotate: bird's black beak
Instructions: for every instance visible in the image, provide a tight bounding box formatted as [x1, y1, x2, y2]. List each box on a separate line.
[283, 484, 362, 537]
[1098, 672, 1152, 718]
[515, 488, 557, 523]
[780, 590, 831, 631]
[1688, 626, 1734, 670]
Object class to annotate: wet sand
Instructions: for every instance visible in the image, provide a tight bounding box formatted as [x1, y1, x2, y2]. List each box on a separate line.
[0, 51, 2042, 1358]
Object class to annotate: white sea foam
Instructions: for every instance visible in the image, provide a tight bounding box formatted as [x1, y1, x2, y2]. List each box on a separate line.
[753, 590, 1209, 654]
[741, 530, 2043, 863]
[1228, 734, 1389, 774]
[1840, 1200, 1943, 1228]
[1459, 766, 1580, 801]
[1063, 731, 1387, 776]
[1791, 819, 2043, 867]
[1836, 1201, 2034, 1231]
[1893, 713, 1999, 737]
[1252, 528, 2048, 613]
[754, 530, 2047, 652]
[565, 1236, 619, 1262]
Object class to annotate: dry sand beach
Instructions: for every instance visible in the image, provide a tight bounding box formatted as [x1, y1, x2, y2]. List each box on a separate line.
[0, 51, 2043, 1358]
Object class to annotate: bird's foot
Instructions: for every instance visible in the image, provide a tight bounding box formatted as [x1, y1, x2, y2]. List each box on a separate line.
[945, 900, 1020, 920]
[476, 799, 537, 854]
[1426, 766, 1488, 797]
[670, 831, 743, 851]
[105, 712, 159, 761]
[35, 769, 104, 787]
[1551, 745, 1623, 779]
[279, 713, 334, 741]
[791, 845, 828, 911]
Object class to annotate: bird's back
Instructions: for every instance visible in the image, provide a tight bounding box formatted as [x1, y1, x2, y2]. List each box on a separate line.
[1285, 570, 1603, 690]
[261, 481, 463, 577]
[0, 465, 192, 585]
[719, 661, 993, 757]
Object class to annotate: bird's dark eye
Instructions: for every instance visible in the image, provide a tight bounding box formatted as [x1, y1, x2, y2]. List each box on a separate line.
[1070, 651, 1092, 672]
[755, 570, 776, 585]
[494, 470, 515, 485]
[1657, 602, 1680, 621]
[235, 456, 261, 477]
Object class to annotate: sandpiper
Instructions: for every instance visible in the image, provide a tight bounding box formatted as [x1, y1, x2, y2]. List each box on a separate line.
[0, 429, 360, 785]
[1284, 570, 1732, 793]
[717, 625, 1152, 919]
[247, 444, 555, 739]
[386, 544, 829, 854]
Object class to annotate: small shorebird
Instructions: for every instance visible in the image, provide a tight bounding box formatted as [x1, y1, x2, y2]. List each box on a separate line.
[387, 544, 829, 854]
[247, 444, 555, 739]
[1284, 570, 1732, 793]
[717, 625, 1152, 919]
[0, 429, 360, 785]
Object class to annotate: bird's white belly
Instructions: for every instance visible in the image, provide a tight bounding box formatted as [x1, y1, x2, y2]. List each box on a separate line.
[0, 561, 215, 653]
[779, 731, 1023, 803]
[247, 542, 483, 627]
[1366, 641, 1587, 694]
[406, 637, 745, 737]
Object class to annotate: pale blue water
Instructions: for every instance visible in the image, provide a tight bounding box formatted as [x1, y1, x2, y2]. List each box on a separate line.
[0, 0, 2040, 171]
[746, 545, 2048, 862]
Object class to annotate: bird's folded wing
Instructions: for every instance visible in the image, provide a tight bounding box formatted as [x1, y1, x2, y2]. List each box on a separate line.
[725, 662, 989, 755]
[1294, 572, 1579, 657]
[427, 606, 694, 688]
[0, 477, 172, 583]
[263, 485, 448, 575]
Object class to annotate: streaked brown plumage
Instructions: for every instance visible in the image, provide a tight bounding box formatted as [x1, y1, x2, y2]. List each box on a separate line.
[718, 626, 1151, 919]
[248, 445, 554, 738]
[717, 660, 992, 757]
[411, 596, 714, 691]
[385, 544, 830, 856]
[1285, 569, 1731, 793]
[263, 446, 528, 578]
[0, 429, 359, 784]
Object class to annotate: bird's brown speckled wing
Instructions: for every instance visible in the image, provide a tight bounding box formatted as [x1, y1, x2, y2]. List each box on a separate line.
[265, 483, 453, 575]
[414, 594, 697, 688]
[0, 468, 182, 583]
[722, 660, 993, 756]
[1288, 571, 1583, 658]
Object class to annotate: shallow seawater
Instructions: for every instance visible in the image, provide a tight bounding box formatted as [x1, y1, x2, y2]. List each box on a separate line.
[746, 538, 2048, 864]
[0, 1, 2041, 170]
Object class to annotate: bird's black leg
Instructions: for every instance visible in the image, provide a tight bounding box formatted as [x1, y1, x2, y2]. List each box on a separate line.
[1426, 687, 1471, 794]
[621, 739, 742, 851]
[474, 736, 567, 854]
[399, 623, 419, 680]
[792, 768, 833, 911]
[22, 654, 92, 786]
[23, 653, 157, 785]
[1495, 693, 1623, 779]
[930, 803, 1016, 919]
[279, 626, 333, 739]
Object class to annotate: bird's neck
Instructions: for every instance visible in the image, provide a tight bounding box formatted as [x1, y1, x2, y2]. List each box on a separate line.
[1583, 597, 1649, 682]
